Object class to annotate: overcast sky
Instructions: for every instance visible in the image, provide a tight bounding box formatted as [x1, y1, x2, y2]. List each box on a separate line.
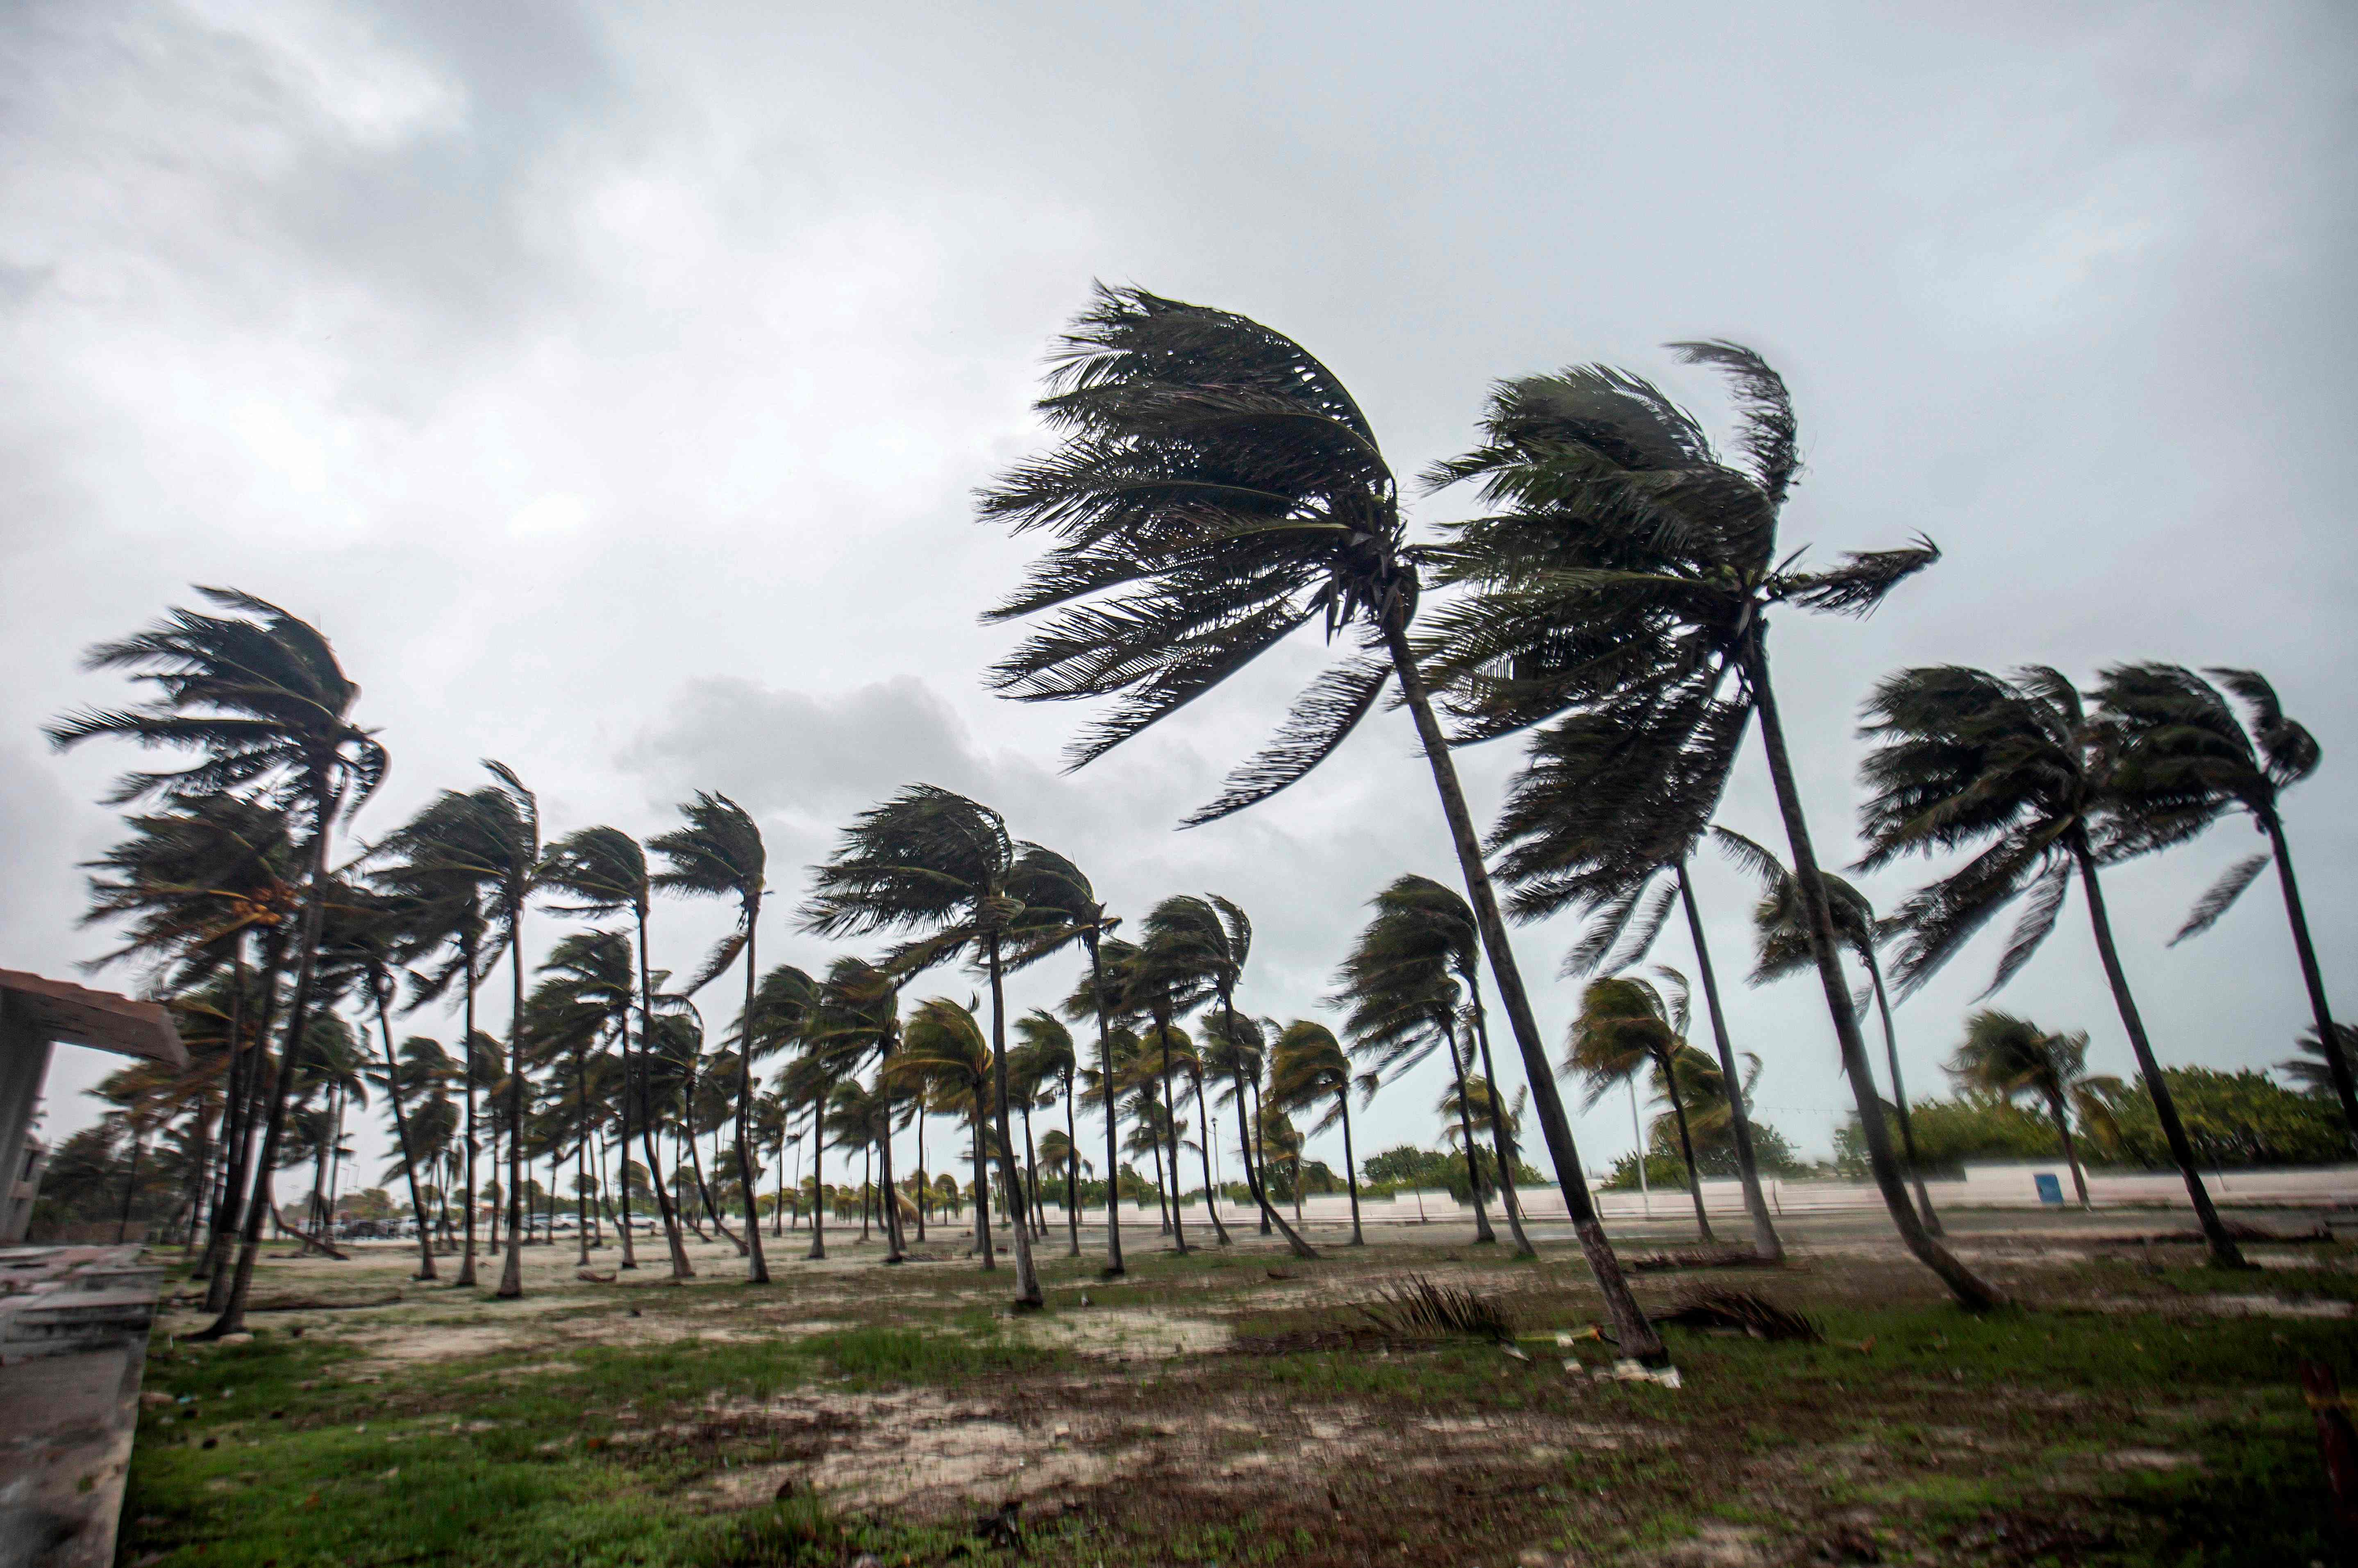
[6, 0, 2353, 1199]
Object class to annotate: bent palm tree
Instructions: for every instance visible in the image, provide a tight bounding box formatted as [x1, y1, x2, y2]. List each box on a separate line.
[890, 996, 997, 1262]
[1013, 1010, 1082, 1255]
[806, 958, 907, 1261]
[1858, 664, 2249, 1271]
[979, 287, 1654, 1353]
[1330, 881, 1526, 1252]
[1423, 347, 1996, 1309]
[804, 786, 1063, 1307]
[1949, 1010, 2113, 1209]
[651, 794, 773, 1282]
[49, 587, 388, 1336]
[1270, 1020, 1371, 1245]
[2095, 664, 2354, 1148]
[541, 825, 688, 1275]
[1714, 827, 1939, 1233]
[1566, 974, 1715, 1240]
[2282, 1024, 2358, 1102]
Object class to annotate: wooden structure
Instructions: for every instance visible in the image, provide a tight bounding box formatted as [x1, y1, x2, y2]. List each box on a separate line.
[0, 970, 186, 1244]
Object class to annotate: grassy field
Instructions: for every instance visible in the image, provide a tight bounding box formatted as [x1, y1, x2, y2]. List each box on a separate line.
[118, 1214, 2358, 1567]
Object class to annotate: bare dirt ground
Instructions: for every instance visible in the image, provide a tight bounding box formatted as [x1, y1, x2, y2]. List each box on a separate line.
[134, 1205, 2358, 1566]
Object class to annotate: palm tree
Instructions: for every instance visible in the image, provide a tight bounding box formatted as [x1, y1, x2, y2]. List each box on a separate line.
[806, 958, 906, 1261]
[1140, 895, 1318, 1257]
[2281, 1024, 2358, 1102]
[1858, 664, 2250, 1271]
[1949, 1010, 2113, 1209]
[649, 793, 773, 1281]
[890, 996, 997, 1262]
[1485, 707, 1784, 1260]
[1713, 827, 1940, 1233]
[78, 793, 301, 1293]
[1329, 876, 1535, 1255]
[1013, 1010, 1081, 1255]
[48, 587, 388, 1336]
[2094, 664, 2353, 1147]
[803, 785, 1071, 1307]
[979, 286, 1657, 1353]
[1269, 1021, 1370, 1245]
[744, 962, 820, 1251]
[334, 890, 439, 1279]
[1565, 973, 1715, 1241]
[1422, 347, 1998, 1311]
[541, 825, 693, 1275]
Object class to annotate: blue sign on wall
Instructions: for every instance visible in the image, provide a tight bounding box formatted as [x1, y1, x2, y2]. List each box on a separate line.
[2034, 1172, 2063, 1205]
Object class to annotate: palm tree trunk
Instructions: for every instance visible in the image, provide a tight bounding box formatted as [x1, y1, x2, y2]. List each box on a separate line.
[1084, 933, 1124, 1276]
[970, 1107, 994, 1267]
[1147, 1123, 1169, 1232]
[1657, 1050, 1714, 1242]
[734, 913, 771, 1281]
[2046, 1091, 2091, 1209]
[575, 1047, 593, 1266]
[202, 773, 344, 1339]
[1740, 631, 2004, 1309]
[1062, 1065, 1081, 1257]
[1441, 1021, 1497, 1244]
[1462, 988, 1535, 1257]
[1675, 861, 1783, 1261]
[1221, 992, 1318, 1258]
[915, 1113, 928, 1243]
[195, 935, 250, 1285]
[1152, 1014, 1190, 1256]
[497, 907, 528, 1300]
[374, 993, 437, 1281]
[2264, 815, 2358, 1151]
[806, 1096, 828, 1259]
[986, 935, 1044, 1306]
[1020, 1101, 1043, 1242]
[1864, 953, 1941, 1234]
[205, 932, 284, 1309]
[1382, 619, 1666, 1359]
[2067, 836, 2249, 1270]
[634, 908, 691, 1278]
[1190, 1069, 1231, 1244]
[1340, 1088, 1363, 1246]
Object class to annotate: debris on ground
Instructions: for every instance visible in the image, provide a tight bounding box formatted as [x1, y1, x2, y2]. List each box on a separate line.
[1354, 1274, 1516, 1343]
[1653, 1288, 1822, 1343]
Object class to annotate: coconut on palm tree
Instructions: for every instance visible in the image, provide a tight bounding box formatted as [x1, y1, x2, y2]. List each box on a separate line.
[979, 288, 1657, 1353]
[1269, 1020, 1372, 1245]
[1949, 1010, 2117, 1209]
[1858, 664, 2249, 1271]
[1422, 347, 1997, 1309]
[49, 587, 388, 1336]
[2094, 664, 2352, 1148]
[1565, 973, 1717, 1241]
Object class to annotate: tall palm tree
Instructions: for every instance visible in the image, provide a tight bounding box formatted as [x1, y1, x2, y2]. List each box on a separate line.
[2094, 664, 2353, 1147]
[1330, 876, 1534, 1255]
[1422, 347, 1998, 1311]
[1713, 827, 1940, 1233]
[78, 793, 301, 1293]
[806, 958, 907, 1261]
[803, 785, 1071, 1307]
[1013, 1010, 1082, 1255]
[48, 587, 387, 1336]
[1140, 895, 1317, 1257]
[1485, 707, 1784, 1260]
[335, 891, 439, 1279]
[1565, 973, 1715, 1241]
[1858, 664, 2249, 1271]
[649, 793, 772, 1281]
[541, 825, 691, 1275]
[744, 962, 820, 1251]
[979, 286, 1656, 1352]
[1949, 1010, 2113, 1209]
[890, 996, 997, 1262]
[1269, 1020, 1370, 1245]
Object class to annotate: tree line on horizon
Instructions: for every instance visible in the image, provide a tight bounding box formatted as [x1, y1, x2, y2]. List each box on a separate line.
[45, 286, 2351, 1362]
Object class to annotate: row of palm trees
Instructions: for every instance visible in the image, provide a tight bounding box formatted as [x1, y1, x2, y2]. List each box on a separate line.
[52, 296, 2341, 1358]
[965, 285, 2347, 1351]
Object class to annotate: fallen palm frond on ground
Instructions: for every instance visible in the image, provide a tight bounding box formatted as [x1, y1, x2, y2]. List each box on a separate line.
[1652, 1287, 1822, 1343]
[1626, 1247, 1785, 1272]
[1352, 1274, 1516, 1343]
